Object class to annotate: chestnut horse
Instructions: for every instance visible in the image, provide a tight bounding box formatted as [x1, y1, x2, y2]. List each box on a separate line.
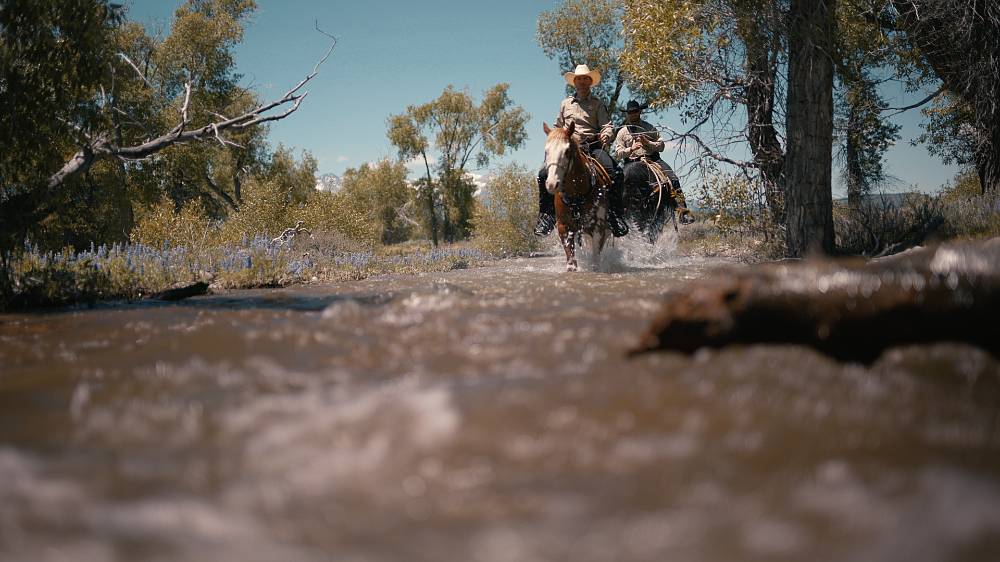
[542, 121, 611, 271]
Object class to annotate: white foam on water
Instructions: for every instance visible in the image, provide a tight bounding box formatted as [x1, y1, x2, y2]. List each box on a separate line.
[0, 449, 309, 562]
[377, 293, 464, 327]
[227, 378, 460, 499]
[564, 227, 680, 272]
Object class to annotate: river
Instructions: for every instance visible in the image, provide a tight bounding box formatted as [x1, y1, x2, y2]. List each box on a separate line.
[1, 236, 998, 561]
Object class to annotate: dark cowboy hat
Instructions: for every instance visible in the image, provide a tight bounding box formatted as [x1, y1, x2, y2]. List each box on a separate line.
[619, 100, 648, 113]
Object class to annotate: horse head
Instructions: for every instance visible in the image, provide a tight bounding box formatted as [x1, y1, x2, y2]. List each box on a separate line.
[543, 121, 577, 195]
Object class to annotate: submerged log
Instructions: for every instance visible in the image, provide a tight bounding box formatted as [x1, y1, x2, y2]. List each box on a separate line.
[146, 281, 209, 302]
[632, 239, 1000, 363]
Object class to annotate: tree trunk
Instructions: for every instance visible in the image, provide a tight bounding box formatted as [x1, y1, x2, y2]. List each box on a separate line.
[421, 151, 438, 246]
[745, 36, 786, 224]
[784, 0, 836, 257]
[845, 103, 864, 211]
[983, 125, 1000, 194]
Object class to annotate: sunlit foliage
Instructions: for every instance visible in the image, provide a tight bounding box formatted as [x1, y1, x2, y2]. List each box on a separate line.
[473, 165, 541, 257]
[536, 0, 626, 114]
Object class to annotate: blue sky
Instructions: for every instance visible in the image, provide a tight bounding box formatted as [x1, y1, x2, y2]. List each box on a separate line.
[129, 0, 959, 195]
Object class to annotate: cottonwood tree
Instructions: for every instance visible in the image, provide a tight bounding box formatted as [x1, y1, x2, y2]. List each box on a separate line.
[387, 84, 528, 243]
[891, 0, 1000, 194]
[621, 0, 789, 222]
[536, 0, 627, 114]
[0, 0, 332, 252]
[623, 0, 930, 255]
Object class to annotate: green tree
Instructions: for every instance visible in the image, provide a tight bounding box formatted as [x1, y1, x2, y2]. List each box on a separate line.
[834, 0, 904, 211]
[1, 0, 330, 253]
[387, 113, 440, 245]
[0, 0, 121, 251]
[891, 0, 1000, 194]
[621, 0, 788, 222]
[387, 84, 529, 243]
[621, 0, 932, 256]
[337, 160, 412, 244]
[537, 0, 626, 115]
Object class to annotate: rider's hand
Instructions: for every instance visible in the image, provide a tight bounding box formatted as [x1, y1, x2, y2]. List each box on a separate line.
[599, 131, 611, 144]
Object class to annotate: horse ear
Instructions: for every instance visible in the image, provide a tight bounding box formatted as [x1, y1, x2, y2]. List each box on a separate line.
[543, 122, 551, 135]
[566, 121, 575, 136]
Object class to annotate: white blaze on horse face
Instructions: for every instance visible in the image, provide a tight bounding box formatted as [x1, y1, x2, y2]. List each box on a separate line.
[544, 136, 570, 195]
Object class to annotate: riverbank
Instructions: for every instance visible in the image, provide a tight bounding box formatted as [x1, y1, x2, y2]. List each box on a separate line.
[4, 184, 997, 312]
[0, 238, 485, 312]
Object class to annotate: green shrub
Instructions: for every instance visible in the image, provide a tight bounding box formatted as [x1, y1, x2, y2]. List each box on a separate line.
[217, 177, 293, 244]
[472, 164, 540, 257]
[684, 173, 784, 261]
[293, 190, 379, 248]
[937, 171, 1000, 240]
[336, 160, 413, 244]
[131, 197, 216, 248]
[695, 173, 782, 240]
[834, 193, 945, 256]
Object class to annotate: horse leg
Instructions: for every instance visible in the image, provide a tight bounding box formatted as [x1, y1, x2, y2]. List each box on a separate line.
[592, 228, 607, 270]
[557, 222, 577, 271]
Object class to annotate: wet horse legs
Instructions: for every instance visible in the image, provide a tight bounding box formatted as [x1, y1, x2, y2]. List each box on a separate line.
[557, 220, 578, 272]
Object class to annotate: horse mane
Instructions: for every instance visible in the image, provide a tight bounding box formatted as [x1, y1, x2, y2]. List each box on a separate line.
[545, 125, 579, 153]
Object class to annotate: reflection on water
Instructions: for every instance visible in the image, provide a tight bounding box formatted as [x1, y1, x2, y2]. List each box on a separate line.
[1, 239, 999, 561]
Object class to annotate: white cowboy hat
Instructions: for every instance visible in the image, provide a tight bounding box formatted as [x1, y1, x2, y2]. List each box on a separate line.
[564, 64, 601, 86]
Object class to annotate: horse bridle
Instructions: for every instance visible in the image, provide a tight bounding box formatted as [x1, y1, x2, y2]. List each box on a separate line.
[546, 144, 576, 183]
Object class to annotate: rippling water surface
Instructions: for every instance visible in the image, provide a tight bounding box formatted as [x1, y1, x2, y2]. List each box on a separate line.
[2, 237, 999, 561]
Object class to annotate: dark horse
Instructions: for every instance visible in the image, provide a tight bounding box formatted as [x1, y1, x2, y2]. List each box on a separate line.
[542, 121, 610, 271]
[622, 157, 681, 244]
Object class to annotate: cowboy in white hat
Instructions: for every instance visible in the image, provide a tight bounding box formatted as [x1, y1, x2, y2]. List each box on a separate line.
[535, 64, 629, 237]
[613, 100, 693, 223]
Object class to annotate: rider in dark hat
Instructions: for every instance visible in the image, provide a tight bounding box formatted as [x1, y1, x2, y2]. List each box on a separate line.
[612, 100, 693, 224]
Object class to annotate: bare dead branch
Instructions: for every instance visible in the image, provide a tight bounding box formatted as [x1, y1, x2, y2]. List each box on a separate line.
[44, 41, 335, 190]
[117, 52, 153, 89]
[660, 124, 755, 169]
[882, 85, 945, 115]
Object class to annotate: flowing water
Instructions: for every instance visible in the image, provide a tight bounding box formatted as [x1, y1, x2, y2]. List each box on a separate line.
[2, 235, 999, 561]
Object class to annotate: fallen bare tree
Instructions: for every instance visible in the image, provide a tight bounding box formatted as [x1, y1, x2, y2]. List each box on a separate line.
[631, 238, 1000, 363]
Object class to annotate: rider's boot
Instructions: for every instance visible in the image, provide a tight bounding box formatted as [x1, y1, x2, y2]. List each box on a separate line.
[534, 176, 556, 237]
[674, 187, 695, 224]
[607, 169, 629, 237]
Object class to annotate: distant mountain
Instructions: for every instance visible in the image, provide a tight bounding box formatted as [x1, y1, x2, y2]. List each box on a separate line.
[315, 173, 342, 193]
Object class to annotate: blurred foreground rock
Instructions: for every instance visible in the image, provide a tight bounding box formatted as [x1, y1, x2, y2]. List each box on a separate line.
[633, 238, 1000, 363]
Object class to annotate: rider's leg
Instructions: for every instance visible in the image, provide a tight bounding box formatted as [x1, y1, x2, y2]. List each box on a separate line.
[593, 149, 628, 237]
[534, 167, 556, 236]
[654, 159, 694, 223]
[622, 160, 647, 225]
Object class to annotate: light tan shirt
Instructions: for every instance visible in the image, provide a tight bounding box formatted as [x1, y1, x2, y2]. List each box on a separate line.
[554, 95, 613, 145]
[613, 119, 666, 161]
